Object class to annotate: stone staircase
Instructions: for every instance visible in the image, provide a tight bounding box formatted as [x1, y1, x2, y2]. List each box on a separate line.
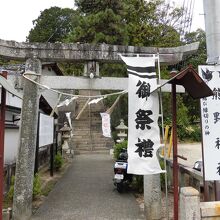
[71, 91, 114, 154]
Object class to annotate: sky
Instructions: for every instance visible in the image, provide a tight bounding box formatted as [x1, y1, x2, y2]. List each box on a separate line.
[0, 0, 205, 42]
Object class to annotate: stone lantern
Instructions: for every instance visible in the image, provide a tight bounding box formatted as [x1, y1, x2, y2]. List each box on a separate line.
[60, 122, 72, 154]
[115, 119, 128, 143]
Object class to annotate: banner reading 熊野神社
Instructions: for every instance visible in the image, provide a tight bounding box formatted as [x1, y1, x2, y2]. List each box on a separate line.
[120, 55, 164, 175]
[199, 66, 220, 180]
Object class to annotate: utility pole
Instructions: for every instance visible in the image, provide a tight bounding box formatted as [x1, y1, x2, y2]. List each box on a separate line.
[203, 0, 220, 65]
[203, 0, 220, 201]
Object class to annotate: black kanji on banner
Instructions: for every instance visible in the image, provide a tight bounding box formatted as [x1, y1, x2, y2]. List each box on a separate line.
[213, 88, 220, 100]
[217, 163, 220, 175]
[216, 138, 220, 149]
[136, 80, 151, 100]
[135, 109, 154, 130]
[213, 112, 220, 124]
[135, 138, 154, 158]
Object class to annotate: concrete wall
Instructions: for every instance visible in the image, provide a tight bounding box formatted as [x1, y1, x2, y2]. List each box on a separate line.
[0, 90, 22, 109]
[179, 187, 200, 220]
[6, 93, 22, 108]
[4, 128, 19, 164]
[179, 187, 220, 219]
[201, 201, 220, 219]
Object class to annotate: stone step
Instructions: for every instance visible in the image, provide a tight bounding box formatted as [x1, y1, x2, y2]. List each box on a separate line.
[73, 139, 113, 145]
[74, 149, 110, 155]
[73, 125, 101, 129]
[73, 141, 113, 147]
[74, 145, 109, 150]
[68, 90, 114, 155]
[72, 125, 102, 129]
[73, 141, 114, 147]
[73, 119, 102, 124]
[73, 131, 108, 136]
[74, 117, 102, 122]
[74, 146, 110, 151]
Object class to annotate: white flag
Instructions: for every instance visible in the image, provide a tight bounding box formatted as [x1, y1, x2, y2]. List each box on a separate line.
[120, 55, 164, 175]
[100, 113, 111, 138]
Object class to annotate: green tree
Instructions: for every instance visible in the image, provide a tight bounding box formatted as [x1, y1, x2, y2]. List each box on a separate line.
[123, 0, 183, 47]
[183, 29, 207, 68]
[179, 29, 207, 124]
[69, 0, 185, 47]
[75, 0, 124, 14]
[27, 7, 77, 43]
[67, 0, 127, 44]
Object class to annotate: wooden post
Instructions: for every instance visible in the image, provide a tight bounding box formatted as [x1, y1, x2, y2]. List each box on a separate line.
[172, 83, 179, 220]
[0, 71, 7, 220]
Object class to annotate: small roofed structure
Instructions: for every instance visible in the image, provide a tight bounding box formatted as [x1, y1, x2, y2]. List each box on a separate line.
[168, 65, 213, 99]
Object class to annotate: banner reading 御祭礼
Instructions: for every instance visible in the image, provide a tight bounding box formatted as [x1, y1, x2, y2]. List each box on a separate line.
[120, 55, 164, 175]
[199, 65, 220, 180]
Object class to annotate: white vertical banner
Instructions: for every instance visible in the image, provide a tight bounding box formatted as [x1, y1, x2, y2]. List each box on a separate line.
[199, 66, 220, 180]
[120, 55, 164, 175]
[100, 112, 111, 138]
[39, 113, 54, 147]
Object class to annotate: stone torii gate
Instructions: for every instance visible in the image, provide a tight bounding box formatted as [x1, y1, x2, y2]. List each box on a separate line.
[0, 39, 199, 220]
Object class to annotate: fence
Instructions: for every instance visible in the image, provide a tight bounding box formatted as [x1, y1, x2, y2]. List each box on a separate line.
[165, 159, 216, 201]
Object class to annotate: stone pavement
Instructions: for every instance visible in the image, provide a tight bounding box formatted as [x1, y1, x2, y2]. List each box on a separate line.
[31, 154, 144, 220]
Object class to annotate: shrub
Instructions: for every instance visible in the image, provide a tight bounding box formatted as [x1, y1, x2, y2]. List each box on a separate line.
[33, 173, 41, 198]
[6, 176, 15, 202]
[113, 140, 128, 159]
[54, 153, 64, 171]
[132, 175, 143, 193]
[5, 173, 42, 202]
[177, 124, 201, 142]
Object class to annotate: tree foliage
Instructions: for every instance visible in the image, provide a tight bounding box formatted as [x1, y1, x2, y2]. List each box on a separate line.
[27, 7, 77, 43]
[183, 29, 207, 68]
[123, 0, 183, 47]
[68, 0, 184, 47]
[67, 0, 127, 44]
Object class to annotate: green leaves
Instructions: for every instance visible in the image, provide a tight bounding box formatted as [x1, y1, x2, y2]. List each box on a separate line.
[27, 7, 77, 43]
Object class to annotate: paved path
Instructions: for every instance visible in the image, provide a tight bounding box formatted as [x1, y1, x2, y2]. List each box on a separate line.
[31, 154, 144, 220]
[175, 142, 202, 167]
[165, 142, 202, 167]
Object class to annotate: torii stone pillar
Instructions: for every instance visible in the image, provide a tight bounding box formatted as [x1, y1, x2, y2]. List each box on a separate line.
[12, 58, 41, 220]
[144, 174, 161, 219]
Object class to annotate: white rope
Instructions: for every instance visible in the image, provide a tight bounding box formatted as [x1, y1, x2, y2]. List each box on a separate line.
[23, 72, 127, 98]
[50, 94, 62, 117]
[106, 94, 122, 115]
